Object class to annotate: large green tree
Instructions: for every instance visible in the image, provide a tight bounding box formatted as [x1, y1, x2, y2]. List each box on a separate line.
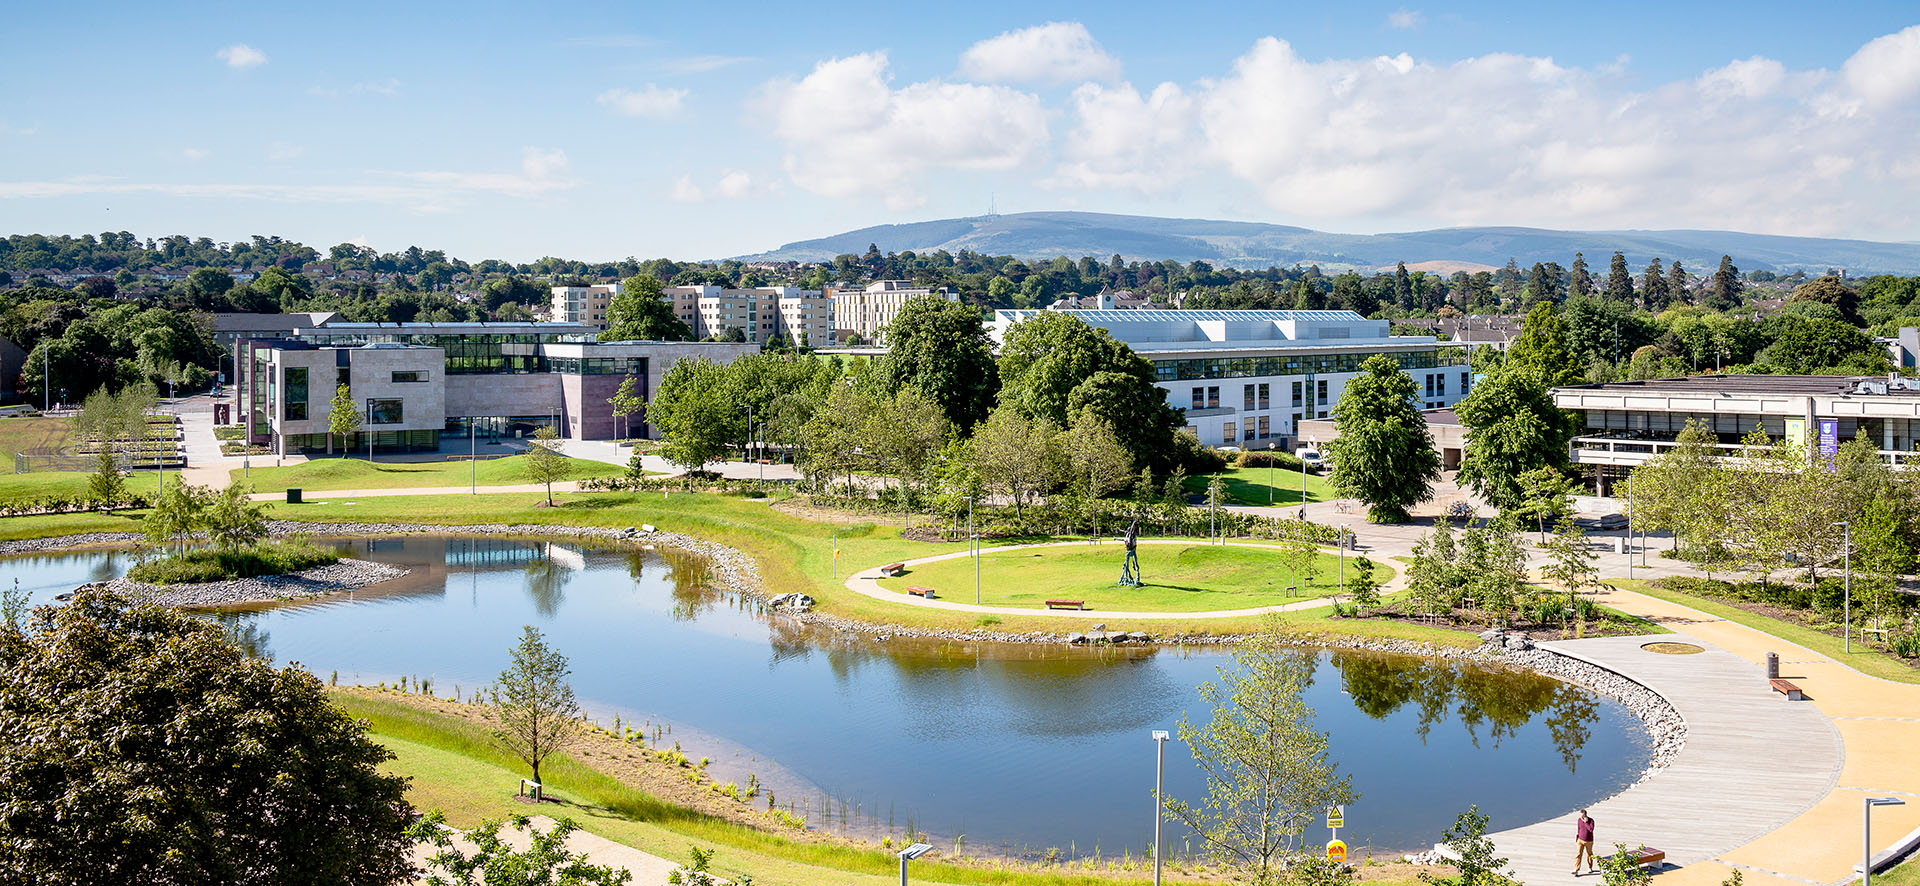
[1505, 302, 1582, 387]
[647, 358, 737, 473]
[880, 297, 998, 431]
[1604, 251, 1635, 302]
[1705, 255, 1743, 311]
[604, 275, 693, 342]
[0, 589, 413, 882]
[996, 312, 1181, 472]
[1453, 366, 1575, 511]
[1324, 355, 1439, 523]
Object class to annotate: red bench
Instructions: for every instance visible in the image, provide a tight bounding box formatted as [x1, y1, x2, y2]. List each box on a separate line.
[905, 586, 936, 598]
[1608, 847, 1665, 870]
[1045, 599, 1086, 610]
[1771, 678, 1805, 700]
[879, 563, 906, 577]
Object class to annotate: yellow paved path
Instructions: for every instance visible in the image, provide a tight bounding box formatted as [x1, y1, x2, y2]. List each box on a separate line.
[1590, 586, 1920, 886]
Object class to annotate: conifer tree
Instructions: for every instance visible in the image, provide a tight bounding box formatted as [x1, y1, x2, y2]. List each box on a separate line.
[1569, 252, 1593, 298]
[1605, 251, 1635, 302]
[1667, 260, 1688, 305]
[1707, 255, 1743, 311]
[1641, 258, 1669, 310]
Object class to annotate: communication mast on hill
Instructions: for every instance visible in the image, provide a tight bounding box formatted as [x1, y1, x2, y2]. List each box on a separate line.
[987, 193, 998, 218]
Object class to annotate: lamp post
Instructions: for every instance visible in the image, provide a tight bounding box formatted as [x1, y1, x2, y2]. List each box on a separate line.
[470, 420, 477, 495]
[898, 842, 932, 886]
[969, 495, 979, 605]
[1339, 523, 1349, 597]
[740, 404, 754, 472]
[1836, 520, 1851, 653]
[1864, 797, 1905, 886]
[1151, 730, 1170, 886]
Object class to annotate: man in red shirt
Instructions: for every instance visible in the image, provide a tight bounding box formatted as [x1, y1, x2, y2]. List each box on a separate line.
[1574, 809, 1596, 875]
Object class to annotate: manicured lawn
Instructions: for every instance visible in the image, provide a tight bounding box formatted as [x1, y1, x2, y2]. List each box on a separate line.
[1882, 857, 1920, 886]
[0, 469, 161, 505]
[1616, 579, 1920, 685]
[878, 542, 1386, 611]
[229, 453, 626, 493]
[1184, 464, 1337, 508]
[0, 415, 71, 461]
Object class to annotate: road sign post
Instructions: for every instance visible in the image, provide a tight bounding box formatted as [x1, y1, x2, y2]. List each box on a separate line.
[1326, 805, 1347, 862]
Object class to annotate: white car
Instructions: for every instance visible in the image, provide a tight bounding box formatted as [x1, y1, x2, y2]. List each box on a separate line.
[1294, 447, 1324, 466]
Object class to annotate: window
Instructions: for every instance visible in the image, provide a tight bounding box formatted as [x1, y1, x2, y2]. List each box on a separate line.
[367, 398, 404, 424]
[1192, 388, 1205, 410]
[1244, 385, 1256, 412]
[392, 370, 427, 383]
[1425, 375, 1435, 397]
[1208, 386, 1220, 409]
[1461, 371, 1470, 395]
[1316, 380, 1328, 404]
[1437, 374, 1446, 397]
[1223, 422, 1236, 443]
[283, 368, 307, 421]
[1258, 383, 1270, 410]
[1258, 416, 1271, 438]
[1244, 423, 1256, 441]
[1292, 381, 1303, 407]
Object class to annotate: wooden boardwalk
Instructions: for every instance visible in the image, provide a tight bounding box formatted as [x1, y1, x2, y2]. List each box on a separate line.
[1485, 635, 1842, 886]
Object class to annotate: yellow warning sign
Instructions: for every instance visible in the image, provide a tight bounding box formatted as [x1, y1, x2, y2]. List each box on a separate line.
[1326, 805, 1345, 829]
[1327, 840, 1347, 862]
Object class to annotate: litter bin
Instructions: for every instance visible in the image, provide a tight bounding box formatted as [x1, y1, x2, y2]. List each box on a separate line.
[286, 488, 302, 504]
[1767, 652, 1779, 679]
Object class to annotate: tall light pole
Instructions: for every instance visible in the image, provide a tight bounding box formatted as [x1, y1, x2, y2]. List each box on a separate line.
[1627, 474, 1634, 582]
[470, 420, 477, 495]
[1152, 730, 1170, 886]
[1339, 523, 1349, 597]
[1864, 797, 1905, 886]
[969, 495, 979, 605]
[898, 842, 932, 886]
[740, 404, 754, 470]
[1836, 520, 1852, 653]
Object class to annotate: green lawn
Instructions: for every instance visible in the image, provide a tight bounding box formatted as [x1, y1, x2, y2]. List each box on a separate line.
[0, 469, 162, 505]
[0, 416, 71, 461]
[1616, 578, 1920, 684]
[878, 542, 1386, 611]
[1183, 464, 1337, 508]
[340, 691, 1183, 886]
[1883, 857, 1920, 886]
[229, 453, 626, 493]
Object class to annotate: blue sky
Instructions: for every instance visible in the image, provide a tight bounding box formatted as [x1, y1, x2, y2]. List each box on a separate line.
[2, 1, 1918, 262]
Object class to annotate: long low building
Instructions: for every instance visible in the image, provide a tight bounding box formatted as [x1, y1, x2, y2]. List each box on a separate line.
[990, 308, 1474, 449]
[227, 316, 755, 456]
[1552, 374, 1920, 490]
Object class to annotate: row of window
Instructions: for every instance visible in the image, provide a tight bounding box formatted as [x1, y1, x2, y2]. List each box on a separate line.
[1153, 348, 1470, 383]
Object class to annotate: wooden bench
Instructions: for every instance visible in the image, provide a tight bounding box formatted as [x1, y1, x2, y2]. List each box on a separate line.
[905, 586, 936, 598]
[879, 562, 906, 577]
[1607, 847, 1665, 870]
[1771, 678, 1805, 701]
[1045, 599, 1086, 610]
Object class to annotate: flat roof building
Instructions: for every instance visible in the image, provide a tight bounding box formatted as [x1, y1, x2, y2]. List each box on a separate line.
[989, 308, 1474, 450]
[830, 280, 956, 344]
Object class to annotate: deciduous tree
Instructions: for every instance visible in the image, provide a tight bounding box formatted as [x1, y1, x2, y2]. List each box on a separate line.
[492, 625, 580, 787]
[604, 275, 693, 342]
[328, 382, 360, 456]
[1324, 354, 1439, 523]
[523, 425, 568, 506]
[881, 298, 998, 431]
[1453, 366, 1575, 511]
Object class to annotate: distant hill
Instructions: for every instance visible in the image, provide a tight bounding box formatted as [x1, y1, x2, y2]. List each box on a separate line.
[738, 211, 1920, 275]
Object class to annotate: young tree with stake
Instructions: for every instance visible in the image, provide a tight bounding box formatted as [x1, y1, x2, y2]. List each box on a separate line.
[492, 625, 580, 787]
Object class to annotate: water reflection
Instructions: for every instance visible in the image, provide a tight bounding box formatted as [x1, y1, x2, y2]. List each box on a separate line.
[1, 536, 1646, 854]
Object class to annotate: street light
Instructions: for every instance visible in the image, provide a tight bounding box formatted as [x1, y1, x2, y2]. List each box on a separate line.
[1339, 523, 1349, 597]
[1835, 520, 1852, 653]
[1151, 730, 1170, 886]
[1864, 797, 1905, 886]
[897, 841, 933, 886]
[968, 495, 979, 605]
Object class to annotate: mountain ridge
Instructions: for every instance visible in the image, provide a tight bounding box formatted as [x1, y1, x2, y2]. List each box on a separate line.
[736, 211, 1920, 275]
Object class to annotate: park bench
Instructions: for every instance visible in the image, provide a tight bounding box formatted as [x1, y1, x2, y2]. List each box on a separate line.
[879, 562, 906, 577]
[1045, 599, 1086, 610]
[1770, 678, 1805, 700]
[905, 586, 936, 598]
[1606, 847, 1665, 870]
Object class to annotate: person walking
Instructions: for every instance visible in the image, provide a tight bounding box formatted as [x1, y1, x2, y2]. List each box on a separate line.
[1573, 809, 1596, 875]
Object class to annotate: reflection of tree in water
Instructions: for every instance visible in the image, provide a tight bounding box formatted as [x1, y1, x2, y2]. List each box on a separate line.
[523, 544, 574, 617]
[209, 611, 273, 660]
[659, 548, 723, 622]
[1330, 650, 1598, 773]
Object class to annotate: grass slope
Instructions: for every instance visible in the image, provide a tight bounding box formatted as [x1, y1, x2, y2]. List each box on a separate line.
[0, 416, 71, 461]
[1617, 579, 1920, 684]
[1184, 465, 1336, 508]
[0, 470, 161, 505]
[230, 453, 624, 493]
[879, 543, 1385, 611]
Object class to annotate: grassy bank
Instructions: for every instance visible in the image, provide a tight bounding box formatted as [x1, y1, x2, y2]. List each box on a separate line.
[1184, 464, 1335, 508]
[1614, 578, 1920, 684]
[0, 470, 162, 505]
[231, 453, 626, 493]
[879, 542, 1389, 611]
[126, 539, 340, 584]
[339, 689, 1207, 886]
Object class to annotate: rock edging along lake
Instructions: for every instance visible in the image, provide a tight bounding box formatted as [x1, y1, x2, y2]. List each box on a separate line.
[10, 532, 1665, 856]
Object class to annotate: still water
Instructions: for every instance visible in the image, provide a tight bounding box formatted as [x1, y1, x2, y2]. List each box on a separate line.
[5, 537, 1649, 857]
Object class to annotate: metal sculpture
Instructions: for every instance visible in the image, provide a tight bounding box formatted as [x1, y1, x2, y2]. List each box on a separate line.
[1119, 517, 1142, 587]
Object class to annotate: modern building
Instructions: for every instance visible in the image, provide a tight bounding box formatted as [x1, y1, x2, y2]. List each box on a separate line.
[830, 280, 957, 343]
[664, 284, 835, 345]
[227, 316, 756, 456]
[1552, 374, 1920, 490]
[549, 284, 619, 326]
[989, 308, 1473, 450]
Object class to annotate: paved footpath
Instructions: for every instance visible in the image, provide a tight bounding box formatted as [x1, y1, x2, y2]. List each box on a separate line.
[1488, 586, 1920, 886]
[412, 814, 681, 885]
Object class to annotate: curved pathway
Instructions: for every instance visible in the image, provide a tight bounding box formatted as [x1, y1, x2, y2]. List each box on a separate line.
[843, 539, 1382, 620]
[1485, 586, 1920, 886]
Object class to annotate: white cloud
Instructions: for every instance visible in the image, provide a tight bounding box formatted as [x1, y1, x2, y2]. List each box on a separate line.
[669, 174, 704, 203]
[0, 148, 577, 207]
[1047, 82, 1197, 192]
[1386, 9, 1423, 30]
[597, 84, 688, 118]
[215, 44, 266, 69]
[959, 22, 1121, 85]
[659, 55, 755, 74]
[181, 148, 210, 161]
[1839, 24, 1920, 111]
[759, 52, 1048, 206]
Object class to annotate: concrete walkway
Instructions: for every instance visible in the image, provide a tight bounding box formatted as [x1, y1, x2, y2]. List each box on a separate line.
[246, 481, 585, 502]
[1483, 586, 1920, 886]
[843, 538, 1390, 620]
[412, 814, 681, 885]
